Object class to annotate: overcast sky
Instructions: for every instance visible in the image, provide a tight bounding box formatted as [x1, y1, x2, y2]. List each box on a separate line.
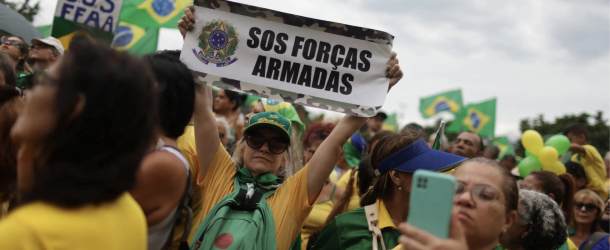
[33, 0, 610, 141]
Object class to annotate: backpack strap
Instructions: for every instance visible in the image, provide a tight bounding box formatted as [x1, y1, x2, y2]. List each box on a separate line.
[581, 232, 610, 250]
[364, 203, 387, 250]
[163, 169, 193, 250]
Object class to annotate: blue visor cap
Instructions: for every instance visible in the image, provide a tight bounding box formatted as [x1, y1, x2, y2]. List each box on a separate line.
[376, 139, 466, 176]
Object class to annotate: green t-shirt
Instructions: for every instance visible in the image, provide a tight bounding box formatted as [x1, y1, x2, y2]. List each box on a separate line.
[310, 207, 401, 250]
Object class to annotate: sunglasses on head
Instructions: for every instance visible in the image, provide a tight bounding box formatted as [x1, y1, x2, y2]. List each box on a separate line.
[1, 36, 23, 49]
[575, 201, 598, 212]
[245, 133, 288, 154]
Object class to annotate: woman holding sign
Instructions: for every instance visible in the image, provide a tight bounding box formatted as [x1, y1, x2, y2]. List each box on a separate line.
[179, 6, 403, 249]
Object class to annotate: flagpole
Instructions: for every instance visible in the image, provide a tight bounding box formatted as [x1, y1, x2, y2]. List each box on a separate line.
[432, 121, 445, 150]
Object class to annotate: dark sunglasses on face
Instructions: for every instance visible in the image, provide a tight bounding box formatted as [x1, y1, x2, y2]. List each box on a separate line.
[575, 201, 598, 212]
[1, 36, 23, 48]
[455, 180, 502, 202]
[245, 133, 288, 154]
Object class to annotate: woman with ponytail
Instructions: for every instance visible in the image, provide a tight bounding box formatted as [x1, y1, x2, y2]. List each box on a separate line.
[310, 133, 466, 250]
[521, 170, 578, 249]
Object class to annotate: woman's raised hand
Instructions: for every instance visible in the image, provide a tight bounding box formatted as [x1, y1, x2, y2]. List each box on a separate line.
[386, 51, 402, 92]
[397, 212, 468, 250]
[177, 4, 196, 40]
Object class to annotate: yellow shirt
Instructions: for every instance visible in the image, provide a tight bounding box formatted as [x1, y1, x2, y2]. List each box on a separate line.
[337, 169, 360, 211]
[0, 193, 146, 250]
[195, 144, 318, 250]
[571, 145, 608, 199]
[176, 125, 204, 244]
[302, 185, 337, 249]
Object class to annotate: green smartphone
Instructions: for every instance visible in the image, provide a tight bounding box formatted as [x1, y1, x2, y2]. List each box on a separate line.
[406, 170, 456, 239]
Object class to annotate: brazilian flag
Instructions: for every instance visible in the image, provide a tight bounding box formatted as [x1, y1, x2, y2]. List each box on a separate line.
[382, 113, 399, 133]
[446, 98, 496, 137]
[51, 17, 115, 51]
[492, 137, 514, 159]
[111, 22, 159, 56]
[419, 89, 463, 118]
[119, 0, 193, 28]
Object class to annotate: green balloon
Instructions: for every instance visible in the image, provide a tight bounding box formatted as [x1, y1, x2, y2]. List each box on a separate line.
[525, 150, 533, 157]
[518, 156, 543, 177]
[545, 135, 571, 155]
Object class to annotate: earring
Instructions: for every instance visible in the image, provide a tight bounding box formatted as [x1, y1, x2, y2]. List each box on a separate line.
[399, 186, 402, 190]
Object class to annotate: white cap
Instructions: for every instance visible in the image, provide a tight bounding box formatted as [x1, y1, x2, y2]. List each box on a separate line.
[31, 37, 65, 56]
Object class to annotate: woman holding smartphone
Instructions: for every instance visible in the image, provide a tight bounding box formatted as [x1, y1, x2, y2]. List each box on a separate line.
[310, 133, 466, 250]
[396, 158, 519, 250]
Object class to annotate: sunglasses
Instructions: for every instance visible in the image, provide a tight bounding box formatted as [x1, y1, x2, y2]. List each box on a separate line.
[1, 36, 23, 49]
[245, 133, 288, 154]
[455, 181, 502, 202]
[575, 202, 598, 212]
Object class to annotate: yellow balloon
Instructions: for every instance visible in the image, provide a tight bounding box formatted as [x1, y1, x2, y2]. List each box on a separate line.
[538, 146, 559, 167]
[522, 130, 544, 155]
[543, 161, 566, 175]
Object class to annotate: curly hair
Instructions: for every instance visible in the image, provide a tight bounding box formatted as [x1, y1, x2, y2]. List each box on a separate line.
[21, 37, 157, 208]
[518, 189, 567, 250]
[302, 121, 336, 148]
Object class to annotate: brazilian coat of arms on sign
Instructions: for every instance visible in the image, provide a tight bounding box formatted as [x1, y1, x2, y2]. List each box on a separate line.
[192, 20, 239, 67]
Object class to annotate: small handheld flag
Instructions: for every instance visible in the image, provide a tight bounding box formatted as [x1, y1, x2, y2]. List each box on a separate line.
[432, 121, 445, 150]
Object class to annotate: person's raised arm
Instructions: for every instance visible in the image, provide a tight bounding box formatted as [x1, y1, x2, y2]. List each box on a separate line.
[306, 52, 402, 204]
[193, 84, 220, 179]
[178, 5, 220, 178]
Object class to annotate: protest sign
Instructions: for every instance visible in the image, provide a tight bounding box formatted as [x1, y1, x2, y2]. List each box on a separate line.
[180, 0, 394, 117]
[52, 0, 124, 50]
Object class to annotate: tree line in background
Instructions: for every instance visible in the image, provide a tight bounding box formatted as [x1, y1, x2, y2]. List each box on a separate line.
[1, 0, 40, 22]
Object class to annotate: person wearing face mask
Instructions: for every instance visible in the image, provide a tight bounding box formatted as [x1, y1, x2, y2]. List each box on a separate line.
[569, 189, 606, 248]
[396, 158, 519, 250]
[0, 37, 153, 249]
[310, 134, 466, 250]
[499, 189, 568, 250]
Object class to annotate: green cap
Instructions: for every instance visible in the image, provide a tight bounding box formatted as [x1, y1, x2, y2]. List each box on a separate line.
[244, 111, 292, 144]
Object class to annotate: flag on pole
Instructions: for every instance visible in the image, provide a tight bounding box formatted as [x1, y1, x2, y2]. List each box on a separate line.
[382, 113, 399, 133]
[419, 89, 463, 118]
[119, 0, 193, 28]
[432, 121, 446, 150]
[111, 22, 159, 56]
[492, 136, 514, 159]
[446, 98, 496, 137]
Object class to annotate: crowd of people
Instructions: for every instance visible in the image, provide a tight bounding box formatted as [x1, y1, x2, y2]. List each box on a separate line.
[0, 4, 608, 250]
